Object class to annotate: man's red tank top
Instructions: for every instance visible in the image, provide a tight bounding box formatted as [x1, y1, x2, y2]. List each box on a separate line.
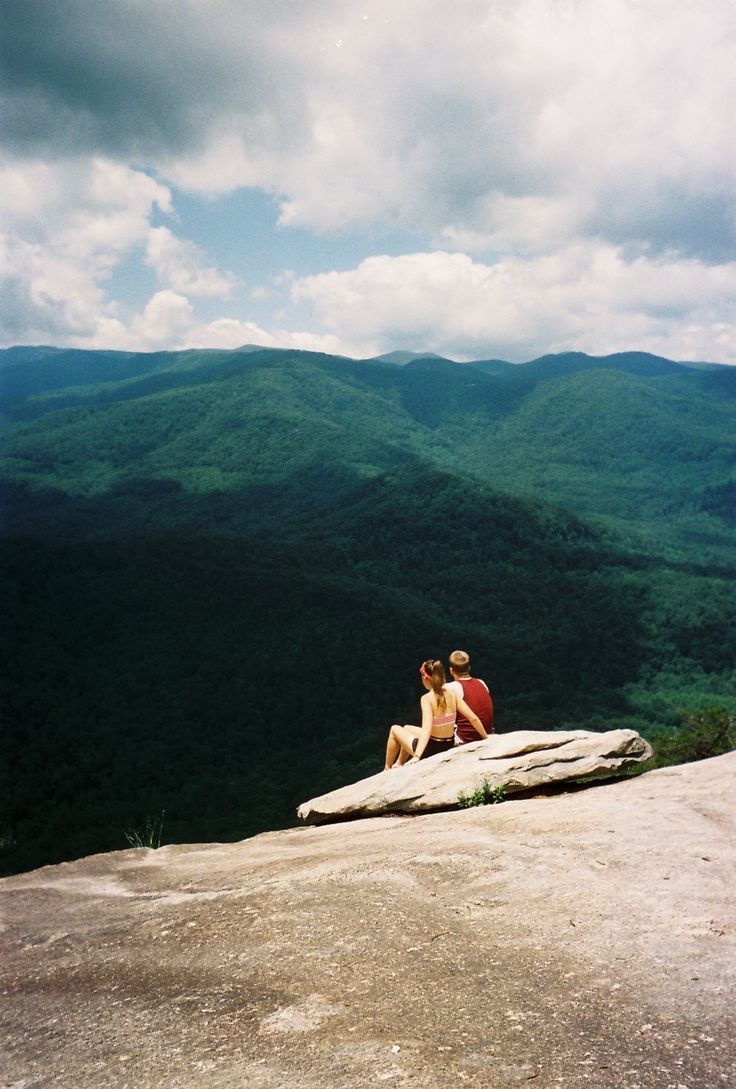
[455, 678, 494, 743]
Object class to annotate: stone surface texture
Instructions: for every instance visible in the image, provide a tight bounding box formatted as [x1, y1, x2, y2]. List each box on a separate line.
[298, 728, 653, 823]
[1, 753, 734, 1089]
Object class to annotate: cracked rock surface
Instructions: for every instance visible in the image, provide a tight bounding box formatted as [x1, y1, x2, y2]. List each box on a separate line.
[1, 753, 734, 1089]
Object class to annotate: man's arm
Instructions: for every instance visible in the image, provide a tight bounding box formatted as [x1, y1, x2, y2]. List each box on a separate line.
[456, 695, 489, 739]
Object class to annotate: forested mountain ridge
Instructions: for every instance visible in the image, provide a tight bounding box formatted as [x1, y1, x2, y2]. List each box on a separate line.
[1, 346, 734, 555]
[1, 345, 734, 875]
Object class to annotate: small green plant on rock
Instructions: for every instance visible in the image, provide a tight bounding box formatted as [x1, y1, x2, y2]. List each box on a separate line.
[122, 811, 165, 849]
[458, 778, 506, 808]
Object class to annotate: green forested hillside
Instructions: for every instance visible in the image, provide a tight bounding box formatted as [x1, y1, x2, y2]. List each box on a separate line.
[1, 346, 734, 875]
[2, 347, 733, 552]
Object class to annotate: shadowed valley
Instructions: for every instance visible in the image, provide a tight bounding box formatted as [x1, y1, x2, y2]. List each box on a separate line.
[1, 346, 734, 874]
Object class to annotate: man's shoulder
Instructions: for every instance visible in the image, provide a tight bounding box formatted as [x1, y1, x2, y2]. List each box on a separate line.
[451, 676, 489, 693]
[445, 680, 463, 696]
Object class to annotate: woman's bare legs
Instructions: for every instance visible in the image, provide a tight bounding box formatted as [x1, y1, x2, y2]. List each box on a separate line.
[385, 724, 421, 769]
[395, 725, 421, 766]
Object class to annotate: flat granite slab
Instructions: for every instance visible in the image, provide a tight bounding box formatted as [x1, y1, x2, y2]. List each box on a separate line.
[297, 728, 653, 823]
[1, 753, 733, 1089]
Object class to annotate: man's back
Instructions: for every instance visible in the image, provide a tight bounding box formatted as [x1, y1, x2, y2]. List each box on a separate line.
[449, 676, 494, 743]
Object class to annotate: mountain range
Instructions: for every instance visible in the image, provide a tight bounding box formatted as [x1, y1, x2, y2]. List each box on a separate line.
[1, 345, 734, 874]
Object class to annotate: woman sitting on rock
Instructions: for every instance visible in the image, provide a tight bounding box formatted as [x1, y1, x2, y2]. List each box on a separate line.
[384, 659, 489, 769]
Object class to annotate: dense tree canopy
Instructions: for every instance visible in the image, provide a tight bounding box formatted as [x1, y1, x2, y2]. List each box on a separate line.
[1, 347, 734, 875]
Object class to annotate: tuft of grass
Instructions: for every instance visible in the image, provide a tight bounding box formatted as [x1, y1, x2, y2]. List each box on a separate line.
[122, 811, 165, 850]
[0, 828, 17, 854]
[458, 779, 507, 808]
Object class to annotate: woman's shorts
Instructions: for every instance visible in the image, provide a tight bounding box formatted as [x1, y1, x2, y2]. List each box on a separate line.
[412, 735, 455, 759]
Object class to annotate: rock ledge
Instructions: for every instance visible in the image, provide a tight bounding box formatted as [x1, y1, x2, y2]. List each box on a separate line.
[297, 728, 652, 823]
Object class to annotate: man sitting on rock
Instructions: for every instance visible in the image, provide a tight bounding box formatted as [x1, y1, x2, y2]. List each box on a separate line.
[446, 649, 494, 745]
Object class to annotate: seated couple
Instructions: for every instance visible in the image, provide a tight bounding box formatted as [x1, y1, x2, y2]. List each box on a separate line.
[384, 650, 494, 769]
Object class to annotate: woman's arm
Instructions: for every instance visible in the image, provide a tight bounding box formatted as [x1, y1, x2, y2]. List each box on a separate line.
[410, 693, 434, 761]
[456, 695, 489, 739]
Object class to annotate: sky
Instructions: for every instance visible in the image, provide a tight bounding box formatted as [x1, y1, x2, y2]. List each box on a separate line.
[1, 0, 735, 363]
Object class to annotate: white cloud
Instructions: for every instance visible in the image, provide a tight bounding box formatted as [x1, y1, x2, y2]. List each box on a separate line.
[292, 248, 736, 363]
[438, 194, 593, 255]
[76, 289, 352, 356]
[0, 158, 171, 339]
[86, 159, 173, 219]
[129, 290, 195, 346]
[0, 156, 237, 345]
[0, 153, 346, 354]
[155, 0, 736, 260]
[2, 2, 735, 358]
[145, 227, 236, 297]
[0, 160, 62, 218]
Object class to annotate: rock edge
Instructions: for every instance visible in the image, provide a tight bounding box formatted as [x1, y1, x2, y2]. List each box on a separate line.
[297, 727, 653, 823]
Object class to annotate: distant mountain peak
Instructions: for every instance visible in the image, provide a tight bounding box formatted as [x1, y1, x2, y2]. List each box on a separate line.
[370, 350, 452, 365]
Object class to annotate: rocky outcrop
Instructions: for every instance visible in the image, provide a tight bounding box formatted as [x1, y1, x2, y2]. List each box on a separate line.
[297, 728, 652, 823]
[0, 753, 734, 1089]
